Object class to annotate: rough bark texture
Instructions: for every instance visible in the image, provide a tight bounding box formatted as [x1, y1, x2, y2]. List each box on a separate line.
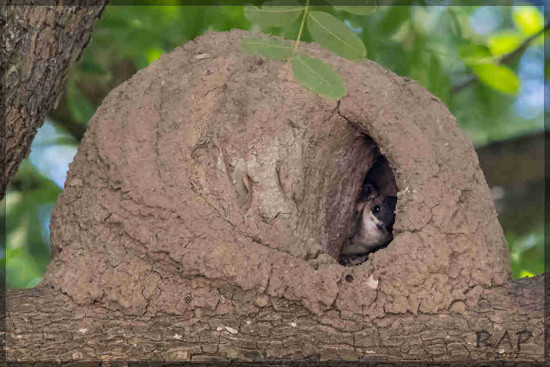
[1, 2, 107, 199]
[7, 30, 545, 362]
[7, 277, 545, 362]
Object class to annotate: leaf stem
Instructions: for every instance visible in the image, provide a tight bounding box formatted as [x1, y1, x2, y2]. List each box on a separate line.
[293, 0, 310, 54]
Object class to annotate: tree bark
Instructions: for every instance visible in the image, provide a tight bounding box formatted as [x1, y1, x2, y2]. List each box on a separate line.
[1, 2, 107, 200]
[6, 276, 545, 362]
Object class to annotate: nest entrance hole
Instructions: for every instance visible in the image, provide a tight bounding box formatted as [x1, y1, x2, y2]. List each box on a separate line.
[323, 134, 398, 266]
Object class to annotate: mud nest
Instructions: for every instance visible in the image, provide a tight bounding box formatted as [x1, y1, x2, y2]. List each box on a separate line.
[43, 30, 509, 318]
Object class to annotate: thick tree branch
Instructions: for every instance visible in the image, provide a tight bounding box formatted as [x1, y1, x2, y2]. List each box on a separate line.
[1, 2, 107, 200]
[6, 276, 545, 361]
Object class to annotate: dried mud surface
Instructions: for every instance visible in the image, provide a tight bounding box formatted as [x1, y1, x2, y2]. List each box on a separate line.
[43, 30, 510, 321]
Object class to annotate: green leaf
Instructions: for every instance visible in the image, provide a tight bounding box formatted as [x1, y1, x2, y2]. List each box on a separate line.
[291, 54, 346, 99]
[307, 11, 366, 60]
[487, 31, 523, 56]
[427, 54, 450, 104]
[519, 270, 535, 278]
[145, 47, 164, 64]
[6, 248, 45, 289]
[334, 6, 377, 16]
[471, 63, 520, 95]
[241, 37, 294, 60]
[326, 0, 378, 14]
[79, 59, 104, 74]
[244, 0, 303, 28]
[378, 6, 409, 36]
[458, 44, 492, 66]
[66, 76, 95, 124]
[5, 159, 60, 288]
[512, 5, 544, 36]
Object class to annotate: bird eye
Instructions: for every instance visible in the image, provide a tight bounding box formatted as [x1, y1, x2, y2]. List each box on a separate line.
[373, 205, 380, 213]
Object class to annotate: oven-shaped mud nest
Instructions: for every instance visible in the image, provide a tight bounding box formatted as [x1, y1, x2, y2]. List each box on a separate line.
[43, 30, 509, 322]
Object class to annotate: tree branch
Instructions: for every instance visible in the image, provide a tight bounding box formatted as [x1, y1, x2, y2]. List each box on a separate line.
[6, 276, 546, 361]
[451, 22, 549, 95]
[499, 21, 549, 65]
[2, 3, 107, 200]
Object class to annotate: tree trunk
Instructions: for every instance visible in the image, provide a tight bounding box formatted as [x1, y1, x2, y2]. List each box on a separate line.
[1, 2, 107, 200]
[5, 30, 546, 364]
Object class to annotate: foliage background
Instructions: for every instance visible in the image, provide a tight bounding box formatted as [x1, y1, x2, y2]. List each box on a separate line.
[4, 2, 547, 288]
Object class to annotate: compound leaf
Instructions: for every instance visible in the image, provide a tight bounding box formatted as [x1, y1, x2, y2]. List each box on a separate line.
[291, 54, 346, 99]
[334, 6, 377, 15]
[307, 11, 366, 60]
[244, 0, 303, 28]
[241, 37, 294, 60]
[327, 0, 378, 14]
